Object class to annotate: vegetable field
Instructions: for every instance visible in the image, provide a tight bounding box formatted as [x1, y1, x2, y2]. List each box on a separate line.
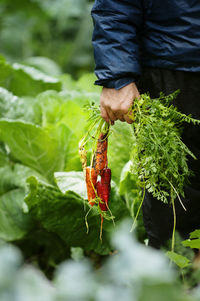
[0, 0, 200, 300]
[0, 54, 200, 301]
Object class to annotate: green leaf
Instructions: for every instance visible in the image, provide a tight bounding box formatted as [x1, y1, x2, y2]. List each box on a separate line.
[0, 87, 18, 118]
[23, 56, 62, 76]
[0, 56, 61, 97]
[127, 92, 200, 205]
[25, 176, 110, 254]
[0, 55, 12, 88]
[119, 161, 144, 234]
[0, 188, 32, 241]
[166, 251, 191, 269]
[36, 91, 89, 170]
[37, 91, 88, 138]
[54, 171, 130, 229]
[76, 73, 101, 93]
[0, 147, 9, 167]
[0, 163, 48, 196]
[0, 87, 36, 122]
[25, 175, 129, 255]
[138, 283, 190, 301]
[108, 121, 134, 183]
[10, 63, 61, 96]
[0, 120, 64, 181]
[59, 74, 77, 91]
[119, 161, 139, 195]
[54, 171, 87, 199]
[189, 229, 200, 239]
[182, 239, 200, 249]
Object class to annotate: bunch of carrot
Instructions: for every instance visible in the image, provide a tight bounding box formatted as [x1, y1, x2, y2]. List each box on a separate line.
[79, 105, 113, 238]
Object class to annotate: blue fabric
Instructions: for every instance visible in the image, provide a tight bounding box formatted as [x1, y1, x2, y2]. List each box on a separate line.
[99, 77, 135, 90]
[91, 0, 200, 89]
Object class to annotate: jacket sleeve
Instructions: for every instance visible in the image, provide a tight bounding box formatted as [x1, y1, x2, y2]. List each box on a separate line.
[91, 0, 143, 89]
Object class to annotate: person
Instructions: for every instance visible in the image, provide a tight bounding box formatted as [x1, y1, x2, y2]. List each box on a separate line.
[91, 0, 200, 248]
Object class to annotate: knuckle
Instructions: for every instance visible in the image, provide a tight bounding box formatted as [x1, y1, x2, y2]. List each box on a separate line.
[120, 105, 129, 113]
[110, 105, 119, 112]
[103, 102, 111, 110]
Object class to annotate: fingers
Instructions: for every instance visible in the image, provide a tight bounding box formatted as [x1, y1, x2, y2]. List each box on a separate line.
[124, 113, 133, 124]
[112, 107, 132, 123]
[118, 116, 125, 122]
[99, 82, 139, 125]
[107, 108, 117, 123]
[100, 106, 115, 125]
[104, 101, 130, 123]
[113, 112, 125, 122]
[101, 104, 131, 124]
[100, 105, 117, 125]
[101, 107, 129, 124]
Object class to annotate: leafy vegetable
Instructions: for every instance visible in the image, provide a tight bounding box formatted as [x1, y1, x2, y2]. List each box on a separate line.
[0, 189, 32, 241]
[23, 56, 62, 76]
[0, 120, 64, 182]
[109, 121, 134, 183]
[166, 251, 191, 269]
[0, 0, 94, 76]
[0, 221, 197, 301]
[119, 161, 142, 217]
[129, 92, 200, 250]
[25, 175, 129, 255]
[54, 171, 88, 199]
[0, 87, 36, 122]
[0, 55, 61, 97]
[0, 51, 199, 297]
[130, 91, 200, 205]
[182, 230, 200, 249]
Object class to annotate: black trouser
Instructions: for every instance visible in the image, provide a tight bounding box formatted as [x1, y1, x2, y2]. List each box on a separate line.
[138, 67, 200, 249]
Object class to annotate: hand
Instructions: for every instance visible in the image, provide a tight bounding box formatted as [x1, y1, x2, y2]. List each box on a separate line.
[100, 82, 140, 124]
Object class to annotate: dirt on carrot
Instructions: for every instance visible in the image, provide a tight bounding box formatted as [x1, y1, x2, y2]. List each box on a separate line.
[94, 132, 108, 176]
[97, 168, 111, 211]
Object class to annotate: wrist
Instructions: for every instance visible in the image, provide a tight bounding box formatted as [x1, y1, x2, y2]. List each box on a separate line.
[95, 77, 137, 90]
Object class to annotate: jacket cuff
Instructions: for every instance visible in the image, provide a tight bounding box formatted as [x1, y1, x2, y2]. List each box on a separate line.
[94, 77, 136, 90]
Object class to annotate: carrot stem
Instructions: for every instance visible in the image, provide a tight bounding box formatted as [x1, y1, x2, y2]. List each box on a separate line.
[171, 190, 176, 252]
[130, 184, 146, 232]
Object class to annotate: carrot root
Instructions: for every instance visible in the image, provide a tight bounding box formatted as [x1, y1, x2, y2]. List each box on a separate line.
[94, 133, 108, 175]
[86, 167, 97, 206]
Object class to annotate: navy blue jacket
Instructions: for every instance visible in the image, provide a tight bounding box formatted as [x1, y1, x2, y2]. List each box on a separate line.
[91, 0, 200, 89]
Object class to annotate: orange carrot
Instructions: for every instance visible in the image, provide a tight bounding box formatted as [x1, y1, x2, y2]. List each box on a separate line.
[96, 168, 111, 211]
[94, 133, 108, 175]
[96, 181, 107, 211]
[86, 167, 97, 206]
